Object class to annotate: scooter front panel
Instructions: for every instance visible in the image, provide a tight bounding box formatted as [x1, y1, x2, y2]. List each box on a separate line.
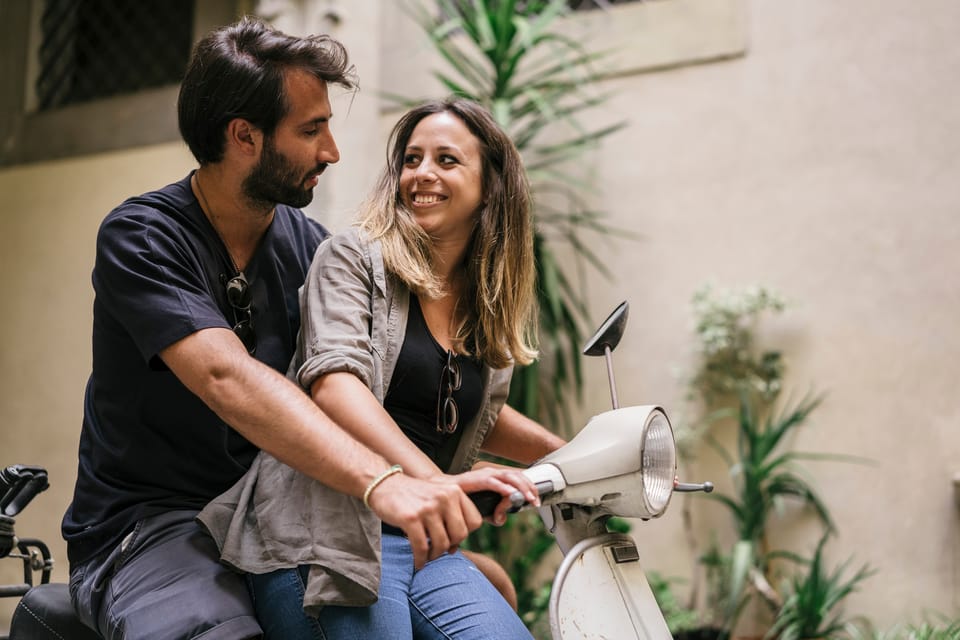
[548, 533, 672, 640]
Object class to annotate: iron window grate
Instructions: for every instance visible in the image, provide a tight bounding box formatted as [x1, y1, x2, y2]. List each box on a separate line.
[567, 0, 650, 10]
[36, 0, 195, 111]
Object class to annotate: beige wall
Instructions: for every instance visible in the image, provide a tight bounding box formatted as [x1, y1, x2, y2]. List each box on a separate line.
[0, 143, 196, 627]
[2, 0, 958, 632]
[539, 0, 960, 631]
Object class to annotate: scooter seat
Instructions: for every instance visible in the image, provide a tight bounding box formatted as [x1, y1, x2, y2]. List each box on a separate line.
[9, 583, 101, 640]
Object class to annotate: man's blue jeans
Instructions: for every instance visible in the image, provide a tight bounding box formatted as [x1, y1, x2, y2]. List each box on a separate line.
[248, 533, 532, 639]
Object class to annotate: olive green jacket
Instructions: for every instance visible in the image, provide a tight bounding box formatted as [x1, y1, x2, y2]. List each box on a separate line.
[198, 227, 512, 615]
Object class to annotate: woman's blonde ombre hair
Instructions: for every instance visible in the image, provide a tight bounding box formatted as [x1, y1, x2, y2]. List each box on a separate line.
[358, 97, 537, 369]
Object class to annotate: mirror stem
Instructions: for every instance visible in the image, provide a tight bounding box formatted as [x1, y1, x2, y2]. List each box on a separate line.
[604, 345, 619, 409]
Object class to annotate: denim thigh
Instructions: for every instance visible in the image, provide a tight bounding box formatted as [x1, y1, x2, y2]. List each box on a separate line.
[249, 535, 531, 640]
[247, 565, 326, 640]
[318, 535, 531, 640]
[248, 556, 413, 640]
[406, 542, 532, 640]
[69, 509, 261, 640]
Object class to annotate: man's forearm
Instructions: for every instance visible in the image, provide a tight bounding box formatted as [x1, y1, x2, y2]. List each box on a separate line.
[161, 327, 389, 497]
[160, 326, 485, 568]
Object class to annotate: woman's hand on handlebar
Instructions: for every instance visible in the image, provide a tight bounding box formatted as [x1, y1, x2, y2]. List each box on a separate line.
[444, 466, 540, 525]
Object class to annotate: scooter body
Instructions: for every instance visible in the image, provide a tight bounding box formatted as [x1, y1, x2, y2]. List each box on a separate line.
[503, 302, 711, 640]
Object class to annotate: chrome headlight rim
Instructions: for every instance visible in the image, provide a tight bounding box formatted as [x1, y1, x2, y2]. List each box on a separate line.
[640, 408, 677, 517]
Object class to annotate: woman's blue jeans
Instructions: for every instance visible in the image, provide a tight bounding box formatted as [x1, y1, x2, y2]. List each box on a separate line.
[247, 534, 532, 639]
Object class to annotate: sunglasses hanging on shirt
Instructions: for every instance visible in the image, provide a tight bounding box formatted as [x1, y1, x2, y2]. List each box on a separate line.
[223, 272, 257, 355]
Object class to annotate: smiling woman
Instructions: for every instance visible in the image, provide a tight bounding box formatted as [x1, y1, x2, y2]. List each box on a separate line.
[400, 111, 484, 245]
[361, 98, 539, 370]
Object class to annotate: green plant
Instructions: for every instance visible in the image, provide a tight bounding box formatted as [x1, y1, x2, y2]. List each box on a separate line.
[707, 391, 834, 552]
[674, 284, 875, 636]
[767, 534, 875, 640]
[676, 285, 793, 619]
[648, 571, 703, 635]
[670, 285, 792, 633]
[688, 284, 786, 405]
[845, 613, 960, 640]
[699, 534, 752, 636]
[705, 388, 873, 631]
[899, 617, 960, 640]
[404, 0, 629, 432]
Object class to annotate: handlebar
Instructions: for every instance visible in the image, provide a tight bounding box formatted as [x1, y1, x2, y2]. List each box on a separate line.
[468, 480, 557, 517]
[469, 477, 714, 519]
[1, 465, 49, 517]
[1, 464, 55, 595]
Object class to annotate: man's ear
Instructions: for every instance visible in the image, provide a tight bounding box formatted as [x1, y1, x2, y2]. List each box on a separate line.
[225, 119, 263, 157]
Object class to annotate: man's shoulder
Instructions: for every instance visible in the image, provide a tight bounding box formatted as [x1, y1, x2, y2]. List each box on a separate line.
[101, 174, 194, 229]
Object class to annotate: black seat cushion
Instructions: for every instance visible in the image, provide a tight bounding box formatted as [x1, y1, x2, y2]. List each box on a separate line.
[10, 583, 101, 640]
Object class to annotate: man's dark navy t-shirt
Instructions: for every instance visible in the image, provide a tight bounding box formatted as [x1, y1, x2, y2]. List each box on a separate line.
[62, 173, 329, 565]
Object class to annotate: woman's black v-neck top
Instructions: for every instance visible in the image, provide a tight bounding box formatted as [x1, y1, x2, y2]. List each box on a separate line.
[382, 295, 483, 474]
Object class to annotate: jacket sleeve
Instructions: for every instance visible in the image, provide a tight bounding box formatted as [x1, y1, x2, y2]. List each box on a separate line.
[294, 228, 382, 392]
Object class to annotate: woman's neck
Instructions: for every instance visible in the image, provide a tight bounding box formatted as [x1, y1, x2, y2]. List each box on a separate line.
[430, 236, 469, 286]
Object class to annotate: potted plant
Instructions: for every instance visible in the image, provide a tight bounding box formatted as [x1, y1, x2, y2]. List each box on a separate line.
[675, 284, 867, 638]
[767, 534, 874, 640]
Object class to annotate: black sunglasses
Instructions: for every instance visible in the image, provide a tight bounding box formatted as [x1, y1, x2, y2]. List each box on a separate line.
[224, 272, 257, 355]
[436, 350, 462, 434]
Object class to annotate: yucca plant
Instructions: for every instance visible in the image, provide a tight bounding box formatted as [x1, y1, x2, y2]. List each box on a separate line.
[674, 285, 789, 627]
[767, 534, 875, 640]
[845, 613, 960, 640]
[705, 390, 836, 628]
[404, 0, 629, 431]
[899, 617, 960, 640]
[903, 619, 960, 640]
[707, 391, 834, 550]
[678, 285, 872, 637]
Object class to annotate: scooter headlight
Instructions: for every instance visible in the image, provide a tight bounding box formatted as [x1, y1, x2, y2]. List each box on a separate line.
[641, 409, 677, 516]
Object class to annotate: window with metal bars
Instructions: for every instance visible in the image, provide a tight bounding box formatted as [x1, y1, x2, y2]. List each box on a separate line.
[36, 0, 195, 111]
[0, 0, 235, 167]
[567, 0, 651, 10]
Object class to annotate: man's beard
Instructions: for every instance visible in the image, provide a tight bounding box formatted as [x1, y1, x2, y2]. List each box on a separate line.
[242, 138, 321, 209]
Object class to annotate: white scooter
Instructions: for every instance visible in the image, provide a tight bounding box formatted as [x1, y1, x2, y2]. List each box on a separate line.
[474, 301, 713, 639]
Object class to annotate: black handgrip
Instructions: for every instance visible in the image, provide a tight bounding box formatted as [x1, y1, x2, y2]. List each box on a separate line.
[469, 490, 525, 517]
[468, 480, 556, 517]
[1, 465, 50, 517]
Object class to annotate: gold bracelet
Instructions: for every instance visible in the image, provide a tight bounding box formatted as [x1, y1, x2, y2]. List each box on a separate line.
[362, 464, 403, 509]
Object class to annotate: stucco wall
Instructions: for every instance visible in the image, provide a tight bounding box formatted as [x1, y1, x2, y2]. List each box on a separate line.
[0, 143, 196, 627]
[519, 0, 960, 630]
[598, 0, 960, 628]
